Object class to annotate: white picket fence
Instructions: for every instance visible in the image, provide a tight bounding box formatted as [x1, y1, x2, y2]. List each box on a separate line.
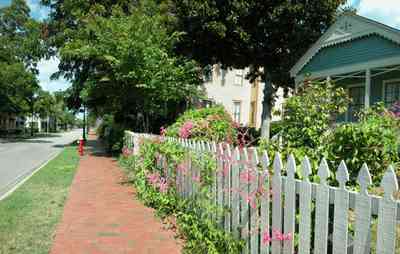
[124, 131, 400, 254]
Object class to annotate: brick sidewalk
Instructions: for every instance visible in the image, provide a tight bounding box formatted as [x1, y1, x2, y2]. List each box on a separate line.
[50, 135, 182, 254]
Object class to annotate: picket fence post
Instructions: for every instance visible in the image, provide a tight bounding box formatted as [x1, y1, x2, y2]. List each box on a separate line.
[332, 161, 350, 254]
[376, 166, 399, 254]
[259, 151, 270, 254]
[314, 159, 330, 254]
[298, 157, 312, 254]
[353, 163, 372, 254]
[124, 131, 400, 254]
[283, 154, 296, 254]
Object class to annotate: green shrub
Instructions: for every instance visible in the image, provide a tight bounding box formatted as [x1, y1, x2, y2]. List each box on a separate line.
[165, 106, 238, 144]
[270, 121, 284, 137]
[281, 80, 350, 149]
[119, 138, 243, 253]
[97, 114, 125, 154]
[325, 104, 400, 185]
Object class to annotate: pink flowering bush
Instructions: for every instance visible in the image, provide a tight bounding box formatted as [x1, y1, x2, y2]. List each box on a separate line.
[178, 121, 194, 138]
[165, 106, 238, 144]
[121, 147, 133, 157]
[120, 136, 243, 253]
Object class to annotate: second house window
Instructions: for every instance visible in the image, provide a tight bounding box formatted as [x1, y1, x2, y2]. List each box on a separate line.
[348, 86, 365, 122]
[234, 69, 243, 86]
[233, 101, 241, 123]
[384, 80, 400, 108]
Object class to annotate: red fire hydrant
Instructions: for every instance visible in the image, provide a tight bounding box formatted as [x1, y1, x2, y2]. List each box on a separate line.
[78, 138, 84, 156]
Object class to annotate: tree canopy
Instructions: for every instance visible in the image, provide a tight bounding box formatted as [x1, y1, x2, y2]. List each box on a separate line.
[42, 1, 202, 132]
[0, 0, 46, 116]
[170, 0, 347, 136]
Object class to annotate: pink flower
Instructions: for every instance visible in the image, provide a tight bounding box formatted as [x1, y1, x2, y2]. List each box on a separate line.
[179, 121, 194, 138]
[273, 229, 284, 241]
[262, 230, 272, 245]
[239, 169, 256, 184]
[160, 126, 167, 136]
[158, 178, 169, 193]
[147, 172, 160, 186]
[122, 147, 133, 157]
[272, 229, 292, 241]
[283, 233, 292, 241]
[247, 196, 257, 209]
[240, 191, 257, 209]
[177, 163, 187, 174]
[192, 175, 201, 183]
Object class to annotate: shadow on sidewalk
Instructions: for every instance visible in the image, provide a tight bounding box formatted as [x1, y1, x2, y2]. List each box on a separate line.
[84, 136, 112, 157]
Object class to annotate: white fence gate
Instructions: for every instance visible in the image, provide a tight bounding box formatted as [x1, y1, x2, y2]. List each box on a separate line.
[125, 131, 400, 254]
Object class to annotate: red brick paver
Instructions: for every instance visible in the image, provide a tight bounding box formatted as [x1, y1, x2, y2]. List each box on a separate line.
[50, 135, 182, 254]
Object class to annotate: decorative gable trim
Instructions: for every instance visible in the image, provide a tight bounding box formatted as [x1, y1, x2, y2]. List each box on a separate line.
[290, 14, 400, 78]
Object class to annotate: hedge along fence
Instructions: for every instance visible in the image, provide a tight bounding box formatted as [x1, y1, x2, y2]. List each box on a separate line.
[124, 131, 400, 254]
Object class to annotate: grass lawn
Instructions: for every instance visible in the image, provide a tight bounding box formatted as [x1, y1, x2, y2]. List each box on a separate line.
[0, 146, 80, 254]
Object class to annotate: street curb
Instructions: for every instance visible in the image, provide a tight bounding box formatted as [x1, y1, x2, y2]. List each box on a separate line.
[0, 151, 61, 201]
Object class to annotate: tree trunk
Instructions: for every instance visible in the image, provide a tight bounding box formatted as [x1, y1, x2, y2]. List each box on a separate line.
[260, 79, 274, 139]
[260, 105, 271, 139]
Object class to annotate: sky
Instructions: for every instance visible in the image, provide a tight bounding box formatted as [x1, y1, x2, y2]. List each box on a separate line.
[1, 0, 400, 93]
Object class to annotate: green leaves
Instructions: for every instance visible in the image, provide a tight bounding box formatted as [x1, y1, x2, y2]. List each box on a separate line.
[43, 1, 202, 131]
[281, 80, 350, 149]
[325, 108, 400, 185]
[0, 0, 47, 115]
[119, 136, 243, 254]
[165, 106, 238, 144]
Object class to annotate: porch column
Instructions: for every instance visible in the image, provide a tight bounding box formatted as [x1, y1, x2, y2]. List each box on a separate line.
[365, 69, 371, 108]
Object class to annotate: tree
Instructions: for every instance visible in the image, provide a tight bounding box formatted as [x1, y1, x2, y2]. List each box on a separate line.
[0, 0, 46, 72]
[42, 1, 202, 133]
[170, 0, 347, 137]
[0, 0, 46, 124]
[40, 0, 137, 110]
[0, 62, 39, 115]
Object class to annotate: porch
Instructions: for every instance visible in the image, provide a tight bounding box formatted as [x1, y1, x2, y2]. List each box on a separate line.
[312, 64, 400, 122]
[290, 13, 400, 122]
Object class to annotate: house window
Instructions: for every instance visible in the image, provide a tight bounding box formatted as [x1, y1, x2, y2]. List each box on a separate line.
[384, 80, 400, 107]
[203, 65, 213, 82]
[221, 68, 226, 86]
[234, 69, 243, 86]
[233, 101, 241, 123]
[348, 86, 365, 122]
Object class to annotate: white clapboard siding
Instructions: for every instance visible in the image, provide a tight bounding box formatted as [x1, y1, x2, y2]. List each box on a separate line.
[271, 153, 283, 254]
[314, 158, 330, 254]
[260, 151, 270, 254]
[298, 157, 312, 254]
[353, 164, 372, 254]
[283, 154, 296, 254]
[376, 166, 399, 254]
[332, 161, 350, 254]
[124, 132, 400, 254]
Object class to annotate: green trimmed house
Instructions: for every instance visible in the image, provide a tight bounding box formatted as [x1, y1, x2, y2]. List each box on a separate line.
[290, 13, 400, 122]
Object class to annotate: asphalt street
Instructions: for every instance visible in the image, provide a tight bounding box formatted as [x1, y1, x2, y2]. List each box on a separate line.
[0, 130, 81, 199]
